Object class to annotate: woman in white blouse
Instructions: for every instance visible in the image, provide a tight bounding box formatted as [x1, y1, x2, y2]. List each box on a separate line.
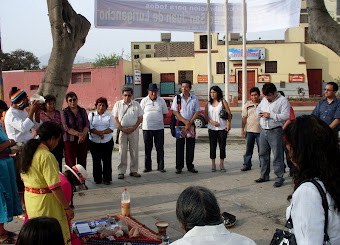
[88, 97, 115, 185]
[205, 86, 232, 172]
[284, 115, 340, 244]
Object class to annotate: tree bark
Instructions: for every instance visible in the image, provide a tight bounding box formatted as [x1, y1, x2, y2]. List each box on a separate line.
[307, 0, 340, 56]
[38, 0, 91, 109]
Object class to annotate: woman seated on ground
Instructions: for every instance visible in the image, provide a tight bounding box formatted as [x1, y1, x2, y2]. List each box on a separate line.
[20, 121, 73, 245]
[283, 115, 340, 244]
[17, 216, 65, 245]
[40, 94, 64, 171]
[172, 186, 256, 245]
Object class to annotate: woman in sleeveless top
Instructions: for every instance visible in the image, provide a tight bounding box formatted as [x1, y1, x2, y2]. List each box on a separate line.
[205, 86, 232, 172]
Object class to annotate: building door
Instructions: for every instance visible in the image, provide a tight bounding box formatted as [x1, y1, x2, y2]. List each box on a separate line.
[307, 69, 322, 96]
[238, 70, 255, 100]
[141, 74, 152, 97]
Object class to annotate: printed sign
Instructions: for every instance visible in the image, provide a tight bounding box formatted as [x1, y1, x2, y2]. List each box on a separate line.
[197, 75, 208, 83]
[225, 75, 236, 83]
[289, 74, 304, 82]
[134, 70, 141, 85]
[258, 75, 270, 83]
[229, 48, 265, 60]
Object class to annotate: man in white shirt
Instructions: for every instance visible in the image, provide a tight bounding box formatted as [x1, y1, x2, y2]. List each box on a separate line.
[113, 87, 143, 179]
[140, 84, 168, 173]
[255, 83, 290, 187]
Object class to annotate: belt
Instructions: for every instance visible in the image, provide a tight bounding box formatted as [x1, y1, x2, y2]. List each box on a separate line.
[25, 187, 52, 194]
[265, 126, 282, 131]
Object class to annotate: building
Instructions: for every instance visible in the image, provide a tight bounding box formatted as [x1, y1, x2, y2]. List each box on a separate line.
[130, 0, 340, 100]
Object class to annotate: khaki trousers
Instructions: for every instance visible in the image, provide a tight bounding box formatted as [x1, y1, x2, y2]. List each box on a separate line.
[118, 129, 139, 174]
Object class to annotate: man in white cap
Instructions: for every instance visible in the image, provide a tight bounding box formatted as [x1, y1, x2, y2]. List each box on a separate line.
[140, 83, 168, 173]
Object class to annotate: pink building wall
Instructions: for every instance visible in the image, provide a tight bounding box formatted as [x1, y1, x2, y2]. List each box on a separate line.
[2, 62, 126, 110]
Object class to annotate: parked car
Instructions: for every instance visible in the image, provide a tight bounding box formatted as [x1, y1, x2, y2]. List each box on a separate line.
[134, 97, 207, 128]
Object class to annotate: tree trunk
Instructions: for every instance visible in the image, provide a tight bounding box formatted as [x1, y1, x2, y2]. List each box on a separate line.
[38, 0, 91, 109]
[307, 0, 340, 56]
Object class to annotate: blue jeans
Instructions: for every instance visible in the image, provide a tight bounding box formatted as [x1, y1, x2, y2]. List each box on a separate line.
[259, 128, 285, 183]
[243, 132, 260, 167]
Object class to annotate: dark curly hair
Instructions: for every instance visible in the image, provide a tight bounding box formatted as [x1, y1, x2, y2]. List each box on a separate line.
[283, 115, 340, 211]
[209, 86, 224, 104]
[19, 122, 64, 173]
[95, 97, 108, 108]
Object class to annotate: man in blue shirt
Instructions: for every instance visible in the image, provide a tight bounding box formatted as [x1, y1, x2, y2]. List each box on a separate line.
[171, 80, 200, 174]
[312, 82, 340, 132]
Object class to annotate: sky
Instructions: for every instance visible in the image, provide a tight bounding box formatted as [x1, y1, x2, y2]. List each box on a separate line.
[0, 0, 286, 63]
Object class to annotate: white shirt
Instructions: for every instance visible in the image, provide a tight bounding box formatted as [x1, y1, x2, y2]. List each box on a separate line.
[171, 224, 256, 245]
[255, 94, 290, 129]
[88, 111, 115, 143]
[171, 93, 200, 120]
[112, 100, 143, 128]
[4, 107, 40, 143]
[286, 181, 340, 245]
[140, 96, 168, 130]
[207, 101, 228, 130]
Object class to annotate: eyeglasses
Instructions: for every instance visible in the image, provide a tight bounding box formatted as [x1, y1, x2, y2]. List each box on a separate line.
[68, 98, 77, 102]
[324, 89, 334, 92]
[123, 94, 132, 97]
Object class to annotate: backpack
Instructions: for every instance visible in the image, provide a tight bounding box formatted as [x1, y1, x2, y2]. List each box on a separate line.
[170, 95, 182, 137]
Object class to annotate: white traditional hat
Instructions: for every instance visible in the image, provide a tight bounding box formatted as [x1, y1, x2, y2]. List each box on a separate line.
[64, 164, 87, 185]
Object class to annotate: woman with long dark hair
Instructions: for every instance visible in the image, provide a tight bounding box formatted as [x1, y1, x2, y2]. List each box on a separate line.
[20, 122, 73, 245]
[41, 94, 64, 171]
[205, 86, 232, 172]
[284, 115, 340, 244]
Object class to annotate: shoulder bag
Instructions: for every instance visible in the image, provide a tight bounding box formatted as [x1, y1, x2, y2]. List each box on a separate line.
[115, 103, 131, 143]
[219, 100, 229, 120]
[270, 178, 330, 245]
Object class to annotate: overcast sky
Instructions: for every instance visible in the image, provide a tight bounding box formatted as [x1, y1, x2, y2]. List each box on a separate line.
[0, 0, 286, 61]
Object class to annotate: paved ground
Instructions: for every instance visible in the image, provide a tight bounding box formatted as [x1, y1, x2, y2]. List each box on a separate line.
[6, 126, 295, 245]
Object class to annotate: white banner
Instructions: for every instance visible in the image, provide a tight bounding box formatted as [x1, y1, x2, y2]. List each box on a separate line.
[95, 0, 301, 33]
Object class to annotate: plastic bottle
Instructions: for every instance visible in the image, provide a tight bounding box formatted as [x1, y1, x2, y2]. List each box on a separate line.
[121, 188, 130, 216]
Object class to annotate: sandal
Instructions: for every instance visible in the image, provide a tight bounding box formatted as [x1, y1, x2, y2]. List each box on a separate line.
[221, 168, 226, 172]
[211, 168, 216, 172]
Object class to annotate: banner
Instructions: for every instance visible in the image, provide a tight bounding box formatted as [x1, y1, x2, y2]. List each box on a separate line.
[95, 0, 301, 33]
[229, 48, 265, 60]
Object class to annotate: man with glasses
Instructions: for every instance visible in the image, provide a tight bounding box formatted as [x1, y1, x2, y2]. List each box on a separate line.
[312, 82, 340, 132]
[113, 87, 143, 179]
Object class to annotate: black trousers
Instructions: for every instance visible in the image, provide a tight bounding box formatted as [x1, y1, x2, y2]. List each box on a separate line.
[89, 139, 114, 183]
[208, 129, 228, 159]
[176, 136, 195, 171]
[143, 129, 165, 170]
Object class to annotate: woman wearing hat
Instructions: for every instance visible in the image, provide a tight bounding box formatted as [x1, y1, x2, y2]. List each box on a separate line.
[20, 122, 73, 245]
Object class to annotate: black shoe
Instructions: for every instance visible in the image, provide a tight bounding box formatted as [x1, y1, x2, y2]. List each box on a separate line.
[72, 186, 77, 193]
[84, 184, 88, 190]
[176, 169, 182, 174]
[188, 168, 198, 173]
[273, 182, 283, 187]
[241, 166, 251, 171]
[143, 169, 152, 173]
[159, 169, 166, 173]
[255, 178, 269, 183]
[103, 181, 111, 185]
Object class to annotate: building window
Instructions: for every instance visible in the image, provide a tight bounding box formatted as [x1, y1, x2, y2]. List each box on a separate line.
[134, 54, 140, 59]
[30, 85, 39, 90]
[216, 62, 225, 74]
[134, 45, 139, 49]
[265, 61, 277, 73]
[71, 72, 91, 84]
[300, 14, 308, 23]
[200, 35, 207, 49]
[146, 54, 151, 58]
[146, 44, 151, 49]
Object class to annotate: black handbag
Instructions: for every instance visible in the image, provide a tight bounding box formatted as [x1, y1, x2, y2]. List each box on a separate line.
[219, 100, 228, 120]
[270, 178, 330, 245]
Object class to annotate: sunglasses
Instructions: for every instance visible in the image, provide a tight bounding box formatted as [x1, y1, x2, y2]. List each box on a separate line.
[68, 98, 77, 102]
[123, 94, 132, 97]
